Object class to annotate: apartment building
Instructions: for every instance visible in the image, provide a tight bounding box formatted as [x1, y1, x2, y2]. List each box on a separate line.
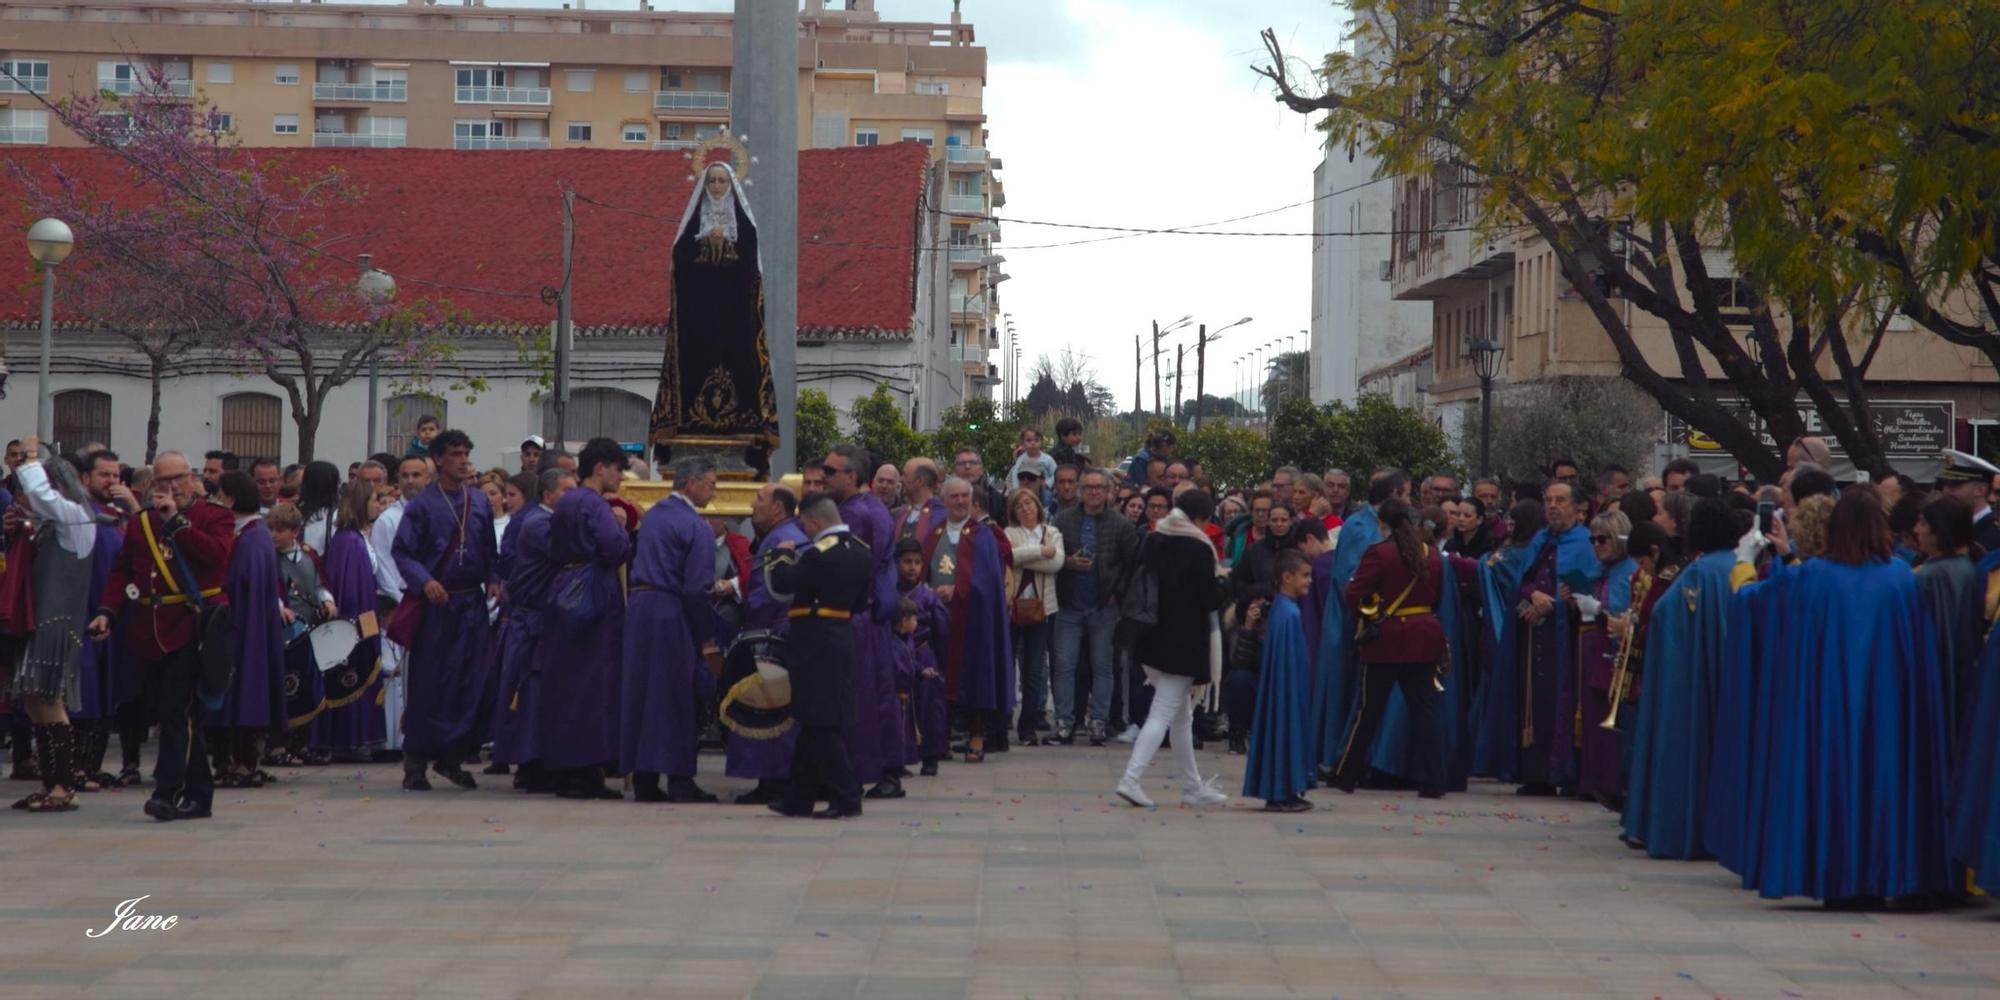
[0, 0, 1005, 402]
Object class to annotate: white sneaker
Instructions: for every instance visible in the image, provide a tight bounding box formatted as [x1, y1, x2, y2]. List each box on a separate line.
[1114, 777, 1156, 808]
[1181, 773, 1229, 808]
[1115, 724, 1140, 744]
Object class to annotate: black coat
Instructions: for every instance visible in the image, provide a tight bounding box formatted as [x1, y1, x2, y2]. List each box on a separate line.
[767, 530, 875, 727]
[1133, 532, 1230, 681]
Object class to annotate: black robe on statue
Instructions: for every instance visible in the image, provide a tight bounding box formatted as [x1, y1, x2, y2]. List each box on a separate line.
[652, 193, 780, 445]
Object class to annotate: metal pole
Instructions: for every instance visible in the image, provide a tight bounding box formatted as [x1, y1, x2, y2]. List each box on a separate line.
[735, 0, 800, 474]
[1150, 320, 1161, 418]
[366, 354, 380, 453]
[1172, 344, 1184, 426]
[1133, 334, 1141, 415]
[1479, 375, 1493, 479]
[36, 265, 54, 442]
[553, 190, 574, 447]
[1193, 324, 1207, 431]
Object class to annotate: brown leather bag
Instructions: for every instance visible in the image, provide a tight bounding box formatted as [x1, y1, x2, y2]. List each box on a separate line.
[1010, 528, 1047, 627]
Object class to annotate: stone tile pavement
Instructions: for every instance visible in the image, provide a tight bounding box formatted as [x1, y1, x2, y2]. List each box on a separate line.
[2, 742, 1997, 999]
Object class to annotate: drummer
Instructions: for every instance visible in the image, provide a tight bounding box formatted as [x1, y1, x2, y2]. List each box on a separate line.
[269, 504, 339, 638]
[724, 483, 807, 805]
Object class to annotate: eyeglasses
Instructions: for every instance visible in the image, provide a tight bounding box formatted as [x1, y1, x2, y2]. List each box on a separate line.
[1081, 484, 1108, 492]
[1590, 535, 1613, 544]
[820, 463, 845, 476]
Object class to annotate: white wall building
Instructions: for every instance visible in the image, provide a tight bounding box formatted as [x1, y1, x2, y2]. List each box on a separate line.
[1309, 151, 1434, 406]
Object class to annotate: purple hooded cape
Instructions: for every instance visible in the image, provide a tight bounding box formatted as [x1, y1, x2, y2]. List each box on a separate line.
[489, 505, 554, 766]
[540, 489, 630, 771]
[840, 490, 900, 781]
[213, 518, 287, 731]
[75, 506, 131, 720]
[391, 484, 499, 759]
[618, 493, 713, 777]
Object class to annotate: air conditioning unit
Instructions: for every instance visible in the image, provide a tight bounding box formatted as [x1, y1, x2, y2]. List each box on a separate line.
[1378, 259, 1393, 281]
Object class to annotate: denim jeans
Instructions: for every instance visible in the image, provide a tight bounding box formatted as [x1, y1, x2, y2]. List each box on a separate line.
[1051, 604, 1119, 728]
[1013, 619, 1052, 729]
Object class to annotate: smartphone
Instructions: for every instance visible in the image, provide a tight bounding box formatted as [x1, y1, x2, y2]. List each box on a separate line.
[1756, 500, 1775, 534]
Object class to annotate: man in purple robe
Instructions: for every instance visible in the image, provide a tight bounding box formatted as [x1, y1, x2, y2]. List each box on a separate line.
[924, 476, 1014, 761]
[391, 429, 500, 792]
[213, 471, 287, 786]
[488, 468, 569, 790]
[892, 458, 946, 548]
[619, 455, 719, 803]
[542, 439, 632, 800]
[823, 445, 904, 799]
[76, 449, 142, 786]
[895, 538, 952, 774]
[725, 482, 807, 804]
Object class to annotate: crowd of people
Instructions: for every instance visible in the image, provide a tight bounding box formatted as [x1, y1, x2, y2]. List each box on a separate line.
[4, 416, 1999, 906]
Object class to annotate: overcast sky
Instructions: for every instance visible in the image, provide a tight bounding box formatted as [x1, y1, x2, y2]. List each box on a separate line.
[480, 0, 1347, 411]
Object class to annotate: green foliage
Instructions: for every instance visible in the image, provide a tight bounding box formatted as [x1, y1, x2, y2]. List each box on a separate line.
[1459, 378, 1659, 489]
[1178, 423, 1271, 492]
[930, 397, 1033, 477]
[794, 389, 840, 471]
[1267, 396, 1339, 476]
[848, 384, 929, 470]
[1260, 351, 1310, 417]
[1269, 393, 1458, 482]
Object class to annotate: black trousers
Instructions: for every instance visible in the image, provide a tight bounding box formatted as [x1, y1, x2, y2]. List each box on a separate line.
[1221, 669, 1259, 738]
[783, 724, 860, 814]
[151, 645, 214, 809]
[1332, 660, 1444, 796]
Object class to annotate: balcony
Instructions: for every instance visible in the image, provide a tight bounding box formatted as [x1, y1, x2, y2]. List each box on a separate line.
[654, 139, 699, 150]
[944, 194, 985, 216]
[312, 132, 405, 149]
[944, 145, 986, 164]
[100, 76, 192, 98]
[0, 125, 49, 145]
[454, 136, 550, 151]
[0, 76, 49, 95]
[455, 85, 551, 106]
[314, 81, 407, 103]
[654, 91, 729, 112]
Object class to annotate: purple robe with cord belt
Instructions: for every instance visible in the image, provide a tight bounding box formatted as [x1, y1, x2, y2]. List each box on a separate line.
[840, 490, 900, 782]
[489, 505, 555, 766]
[310, 526, 388, 750]
[392, 484, 498, 760]
[213, 517, 287, 732]
[725, 517, 807, 781]
[899, 579, 952, 762]
[75, 505, 131, 720]
[540, 489, 630, 771]
[618, 493, 713, 777]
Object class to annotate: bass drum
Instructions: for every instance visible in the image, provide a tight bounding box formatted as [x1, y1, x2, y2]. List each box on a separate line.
[718, 628, 791, 739]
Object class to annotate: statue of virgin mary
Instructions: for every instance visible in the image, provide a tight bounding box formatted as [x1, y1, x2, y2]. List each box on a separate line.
[650, 159, 780, 446]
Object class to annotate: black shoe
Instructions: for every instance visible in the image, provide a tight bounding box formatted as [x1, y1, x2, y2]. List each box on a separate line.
[1325, 773, 1358, 795]
[1087, 721, 1108, 747]
[370, 749, 404, 763]
[813, 806, 862, 820]
[143, 796, 177, 822]
[766, 801, 812, 818]
[402, 772, 433, 792]
[1228, 735, 1246, 755]
[919, 759, 939, 777]
[483, 761, 510, 775]
[1262, 796, 1313, 813]
[1041, 725, 1074, 746]
[174, 797, 213, 820]
[1418, 789, 1445, 800]
[633, 785, 669, 803]
[434, 764, 477, 790]
[864, 780, 906, 800]
[988, 734, 1010, 753]
[1515, 783, 1557, 797]
[664, 779, 718, 804]
[1016, 728, 1036, 747]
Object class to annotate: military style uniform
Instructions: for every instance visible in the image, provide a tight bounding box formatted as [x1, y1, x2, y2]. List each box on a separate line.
[766, 523, 875, 817]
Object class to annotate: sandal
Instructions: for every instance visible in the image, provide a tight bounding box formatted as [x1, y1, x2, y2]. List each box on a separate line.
[216, 770, 250, 789]
[71, 772, 104, 793]
[962, 746, 986, 764]
[12, 790, 78, 812]
[249, 769, 275, 787]
[115, 767, 144, 787]
[300, 748, 332, 767]
[260, 749, 307, 768]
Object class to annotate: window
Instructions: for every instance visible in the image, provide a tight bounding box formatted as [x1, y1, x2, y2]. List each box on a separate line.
[273, 113, 300, 135]
[661, 122, 683, 140]
[539, 388, 649, 445]
[623, 71, 647, 93]
[52, 390, 111, 451]
[384, 394, 445, 457]
[207, 61, 233, 84]
[900, 128, 934, 147]
[564, 69, 594, 92]
[206, 111, 233, 133]
[0, 109, 49, 145]
[456, 66, 505, 88]
[455, 119, 503, 139]
[220, 393, 282, 461]
[914, 80, 948, 96]
[854, 128, 880, 146]
[0, 58, 51, 94]
[274, 63, 300, 85]
[357, 115, 406, 138]
[664, 70, 682, 89]
[566, 122, 592, 142]
[621, 122, 649, 143]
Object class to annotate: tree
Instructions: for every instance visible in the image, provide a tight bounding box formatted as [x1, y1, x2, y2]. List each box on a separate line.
[1255, 1, 2000, 481]
[848, 383, 928, 470]
[794, 388, 839, 471]
[1175, 394, 1249, 424]
[1178, 423, 1271, 492]
[1260, 351, 1309, 417]
[1269, 392, 1458, 483]
[1459, 377, 1659, 488]
[5, 67, 453, 461]
[932, 397, 1032, 478]
[1026, 347, 1115, 420]
[1267, 396, 1339, 477]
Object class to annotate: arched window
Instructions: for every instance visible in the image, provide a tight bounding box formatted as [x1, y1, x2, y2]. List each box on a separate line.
[385, 393, 446, 457]
[51, 389, 111, 453]
[220, 392, 282, 461]
[540, 387, 650, 446]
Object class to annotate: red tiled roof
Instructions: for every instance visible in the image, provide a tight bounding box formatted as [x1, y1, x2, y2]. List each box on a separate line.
[0, 142, 929, 336]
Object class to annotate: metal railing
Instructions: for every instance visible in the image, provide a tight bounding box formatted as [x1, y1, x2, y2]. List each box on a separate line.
[312, 132, 406, 148]
[99, 76, 193, 97]
[944, 145, 986, 163]
[454, 85, 551, 105]
[944, 194, 985, 215]
[453, 136, 550, 150]
[0, 75, 50, 94]
[653, 90, 729, 111]
[947, 246, 985, 264]
[0, 125, 49, 145]
[313, 81, 407, 102]
[654, 139, 700, 150]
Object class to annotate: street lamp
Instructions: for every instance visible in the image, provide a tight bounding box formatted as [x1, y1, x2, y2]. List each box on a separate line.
[26, 217, 74, 442]
[1470, 337, 1504, 479]
[356, 253, 397, 453]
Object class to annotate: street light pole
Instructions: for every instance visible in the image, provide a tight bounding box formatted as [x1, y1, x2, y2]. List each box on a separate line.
[1470, 337, 1504, 480]
[26, 218, 74, 443]
[355, 253, 397, 455]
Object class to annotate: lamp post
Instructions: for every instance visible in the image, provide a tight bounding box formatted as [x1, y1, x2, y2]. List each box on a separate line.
[1191, 315, 1250, 430]
[1470, 337, 1503, 479]
[355, 254, 397, 454]
[26, 218, 74, 442]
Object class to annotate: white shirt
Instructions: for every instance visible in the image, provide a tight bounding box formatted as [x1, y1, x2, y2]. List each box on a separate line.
[944, 517, 968, 547]
[15, 460, 95, 559]
[371, 499, 407, 601]
[301, 508, 335, 555]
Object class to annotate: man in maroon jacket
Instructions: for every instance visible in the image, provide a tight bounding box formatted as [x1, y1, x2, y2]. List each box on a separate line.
[88, 450, 235, 822]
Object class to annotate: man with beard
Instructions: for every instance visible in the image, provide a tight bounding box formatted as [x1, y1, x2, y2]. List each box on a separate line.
[1514, 479, 1599, 796]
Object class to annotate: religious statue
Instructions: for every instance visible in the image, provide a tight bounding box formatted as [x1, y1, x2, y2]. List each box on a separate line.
[651, 138, 781, 448]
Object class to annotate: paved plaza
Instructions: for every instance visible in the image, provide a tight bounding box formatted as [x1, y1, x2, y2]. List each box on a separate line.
[3, 742, 1997, 1000]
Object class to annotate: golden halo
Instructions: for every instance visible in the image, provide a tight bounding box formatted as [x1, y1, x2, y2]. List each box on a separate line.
[684, 131, 751, 183]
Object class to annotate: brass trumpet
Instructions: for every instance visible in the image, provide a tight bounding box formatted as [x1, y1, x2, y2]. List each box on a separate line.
[1599, 571, 1651, 731]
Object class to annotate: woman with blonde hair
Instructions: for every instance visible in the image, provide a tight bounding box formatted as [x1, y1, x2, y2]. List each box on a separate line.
[1003, 487, 1064, 745]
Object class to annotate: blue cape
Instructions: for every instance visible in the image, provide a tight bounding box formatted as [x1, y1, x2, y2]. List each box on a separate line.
[1310, 503, 1378, 767]
[1242, 594, 1315, 801]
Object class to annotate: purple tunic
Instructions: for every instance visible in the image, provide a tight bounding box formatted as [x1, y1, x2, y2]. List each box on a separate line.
[725, 518, 807, 781]
[392, 484, 498, 759]
[540, 489, 630, 770]
[489, 506, 555, 765]
[899, 580, 952, 762]
[840, 491, 899, 781]
[618, 493, 713, 777]
[310, 526, 388, 750]
[74, 508, 130, 720]
[213, 518, 287, 731]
